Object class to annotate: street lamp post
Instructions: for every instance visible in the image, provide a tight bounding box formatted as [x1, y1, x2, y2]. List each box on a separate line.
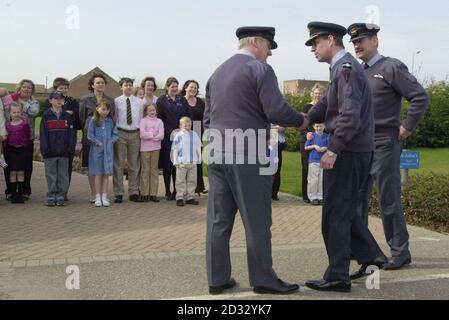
[412, 51, 421, 75]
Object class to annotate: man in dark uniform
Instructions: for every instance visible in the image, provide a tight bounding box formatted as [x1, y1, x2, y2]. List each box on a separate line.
[204, 26, 307, 295]
[348, 23, 429, 270]
[303, 22, 387, 292]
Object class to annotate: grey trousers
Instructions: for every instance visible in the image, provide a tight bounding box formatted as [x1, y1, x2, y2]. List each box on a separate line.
[113, 130, 141, 197]
[176, 164, 197, 201]
[358, 137, 411, 258]
[44, 157, 69, 202]
[206, 163, 279, 287]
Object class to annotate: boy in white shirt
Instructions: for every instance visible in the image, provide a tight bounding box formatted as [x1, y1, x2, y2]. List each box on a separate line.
[171, 117, 202, 207]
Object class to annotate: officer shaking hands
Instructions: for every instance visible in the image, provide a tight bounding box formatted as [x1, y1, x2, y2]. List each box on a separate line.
[304, 22, 388, 292]
[204, 26, 309, 295]
[348, 23, 429, 270]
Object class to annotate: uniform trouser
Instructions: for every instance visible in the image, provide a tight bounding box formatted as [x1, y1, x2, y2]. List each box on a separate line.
[300, 142, 310, 201]
[44, 157, 69, 202]
[357, 137, 410, 258]
[272, 143, 285, 197]
[3, 141, 34, 196]
[322, 152, 386, 282]
[140, 151, 160, 197]
[206, 163, 279, 287]
[161, 139, 176, 195]
[307, 163, 323, 201]
[196, 162, 206, 193]
[113, 131, 141, 197]
[176, 164, 197, 200]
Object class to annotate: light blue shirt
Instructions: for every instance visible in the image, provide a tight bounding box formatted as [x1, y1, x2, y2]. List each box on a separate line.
[172, 130, 202, 164]
[365, 53, 384, 68]
[330, 49, 347, 70]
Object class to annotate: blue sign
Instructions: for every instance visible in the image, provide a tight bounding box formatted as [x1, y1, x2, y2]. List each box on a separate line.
[400, 151, 420, 170]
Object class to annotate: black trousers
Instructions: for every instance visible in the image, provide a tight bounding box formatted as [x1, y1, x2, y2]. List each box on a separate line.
[299, 142, 310, 201]
[3, 140, 34, 196]
[160, 139, 176, 195]
[322, 152, 386, 282]
[272, 143, 285, 197]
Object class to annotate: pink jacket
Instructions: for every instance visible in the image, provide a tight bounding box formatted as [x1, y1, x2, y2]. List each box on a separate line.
[139, 116, 164, 152]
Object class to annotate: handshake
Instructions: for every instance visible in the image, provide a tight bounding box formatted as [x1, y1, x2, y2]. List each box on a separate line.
[298, 113, 310, 131]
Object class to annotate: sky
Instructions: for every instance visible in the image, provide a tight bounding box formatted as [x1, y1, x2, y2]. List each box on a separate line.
[1, 0, 448, 91]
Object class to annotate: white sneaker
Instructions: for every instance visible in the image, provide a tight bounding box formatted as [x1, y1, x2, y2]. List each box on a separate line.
[102, 195, 110, 207]
[94, 195, 102, 207]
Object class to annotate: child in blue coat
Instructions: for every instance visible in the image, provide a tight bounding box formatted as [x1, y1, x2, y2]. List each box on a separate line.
[88, 101, 119, 207]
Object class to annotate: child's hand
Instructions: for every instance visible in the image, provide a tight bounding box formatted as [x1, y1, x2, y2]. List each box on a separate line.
[97, 142, 103, 147]
[0, 135, 5, 142]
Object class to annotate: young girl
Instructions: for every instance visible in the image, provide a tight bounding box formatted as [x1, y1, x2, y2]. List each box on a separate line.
[5, 102, 30, 204]
[87, 101, 119, 207]
[133, 87, 145, 100]
[139, 103, 164, 202]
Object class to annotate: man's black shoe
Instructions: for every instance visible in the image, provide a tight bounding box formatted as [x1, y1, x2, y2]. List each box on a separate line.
[311, 199, 320, 206]
[350, 258, 387, 280]
[305, 279, 351, 292]
[186, 199, 199, 205]
[253, 279, 299, 295]
[272, 195, 280, 201]
[114, 196, 123, 204]
[176, 200, 184, 207]
[383, 256, 412, 270]
[209, 278, 237, 295]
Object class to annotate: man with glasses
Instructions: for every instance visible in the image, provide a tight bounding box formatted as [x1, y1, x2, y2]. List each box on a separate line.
[204, 26, 308, 295]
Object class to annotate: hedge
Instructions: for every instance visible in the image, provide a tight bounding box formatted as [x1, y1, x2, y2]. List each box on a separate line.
[370, 173, 449, 233]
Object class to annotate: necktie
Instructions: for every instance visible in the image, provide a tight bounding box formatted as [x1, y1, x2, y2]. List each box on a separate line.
[363, 63, 370, 70]
[126, 97, 132, 126]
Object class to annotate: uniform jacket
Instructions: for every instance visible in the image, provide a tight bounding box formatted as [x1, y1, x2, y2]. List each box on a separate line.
[365, 56, 429, 139]
[204, 53, 304, 155]
[308, 52, 374, 154]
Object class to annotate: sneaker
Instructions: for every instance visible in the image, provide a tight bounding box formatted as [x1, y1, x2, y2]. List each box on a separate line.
[102, 197, 111, 207]
[95, 199, 103, 207]
[46, 200, 56, 207]
[185, 199, 199, 206]
[311, 199, 320, 206]
[56, 201, 65, 207]
[176, 200, 185, 207]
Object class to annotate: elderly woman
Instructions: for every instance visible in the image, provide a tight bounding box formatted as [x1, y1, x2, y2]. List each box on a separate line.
[157, 77, 193, 201]
[79, 73, 116, 203]
[181, 80, 207, 196]
[300, 83, 325, 203]
[0, 80, 40, 200]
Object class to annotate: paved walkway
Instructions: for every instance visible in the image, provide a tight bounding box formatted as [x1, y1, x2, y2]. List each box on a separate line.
[1, 162, 448, 300]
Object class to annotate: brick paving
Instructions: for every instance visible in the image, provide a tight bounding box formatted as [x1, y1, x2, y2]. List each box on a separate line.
[0, 162, 437, 267]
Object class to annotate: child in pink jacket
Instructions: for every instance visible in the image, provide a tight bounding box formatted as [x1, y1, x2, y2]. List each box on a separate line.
[139, 103, 164, 202]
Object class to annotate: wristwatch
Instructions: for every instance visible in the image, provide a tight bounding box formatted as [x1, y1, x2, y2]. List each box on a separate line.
[326, 150, 337, 158]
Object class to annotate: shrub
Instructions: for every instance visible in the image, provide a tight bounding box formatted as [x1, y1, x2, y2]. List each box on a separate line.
[284, 94, 313, 152]
[403, 81, 449, 148]
[370, 173, 449, 233]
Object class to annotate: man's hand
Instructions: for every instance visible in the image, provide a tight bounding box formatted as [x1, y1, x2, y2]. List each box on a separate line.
[0, 135, 5, 142]
[399, 126, 412, 141]
[320, 152, 337, 170]
[299, 113, 310, 131]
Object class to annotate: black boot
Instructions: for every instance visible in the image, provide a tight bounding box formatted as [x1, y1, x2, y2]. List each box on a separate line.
[15, 182, 25, 204]
[11, 182, 22, 204]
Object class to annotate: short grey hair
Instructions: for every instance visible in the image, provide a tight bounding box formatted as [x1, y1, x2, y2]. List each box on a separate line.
[238, 37, 254, 50]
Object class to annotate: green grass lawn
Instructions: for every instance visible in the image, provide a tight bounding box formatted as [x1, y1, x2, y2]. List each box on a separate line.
[280, 148, 449, 197]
